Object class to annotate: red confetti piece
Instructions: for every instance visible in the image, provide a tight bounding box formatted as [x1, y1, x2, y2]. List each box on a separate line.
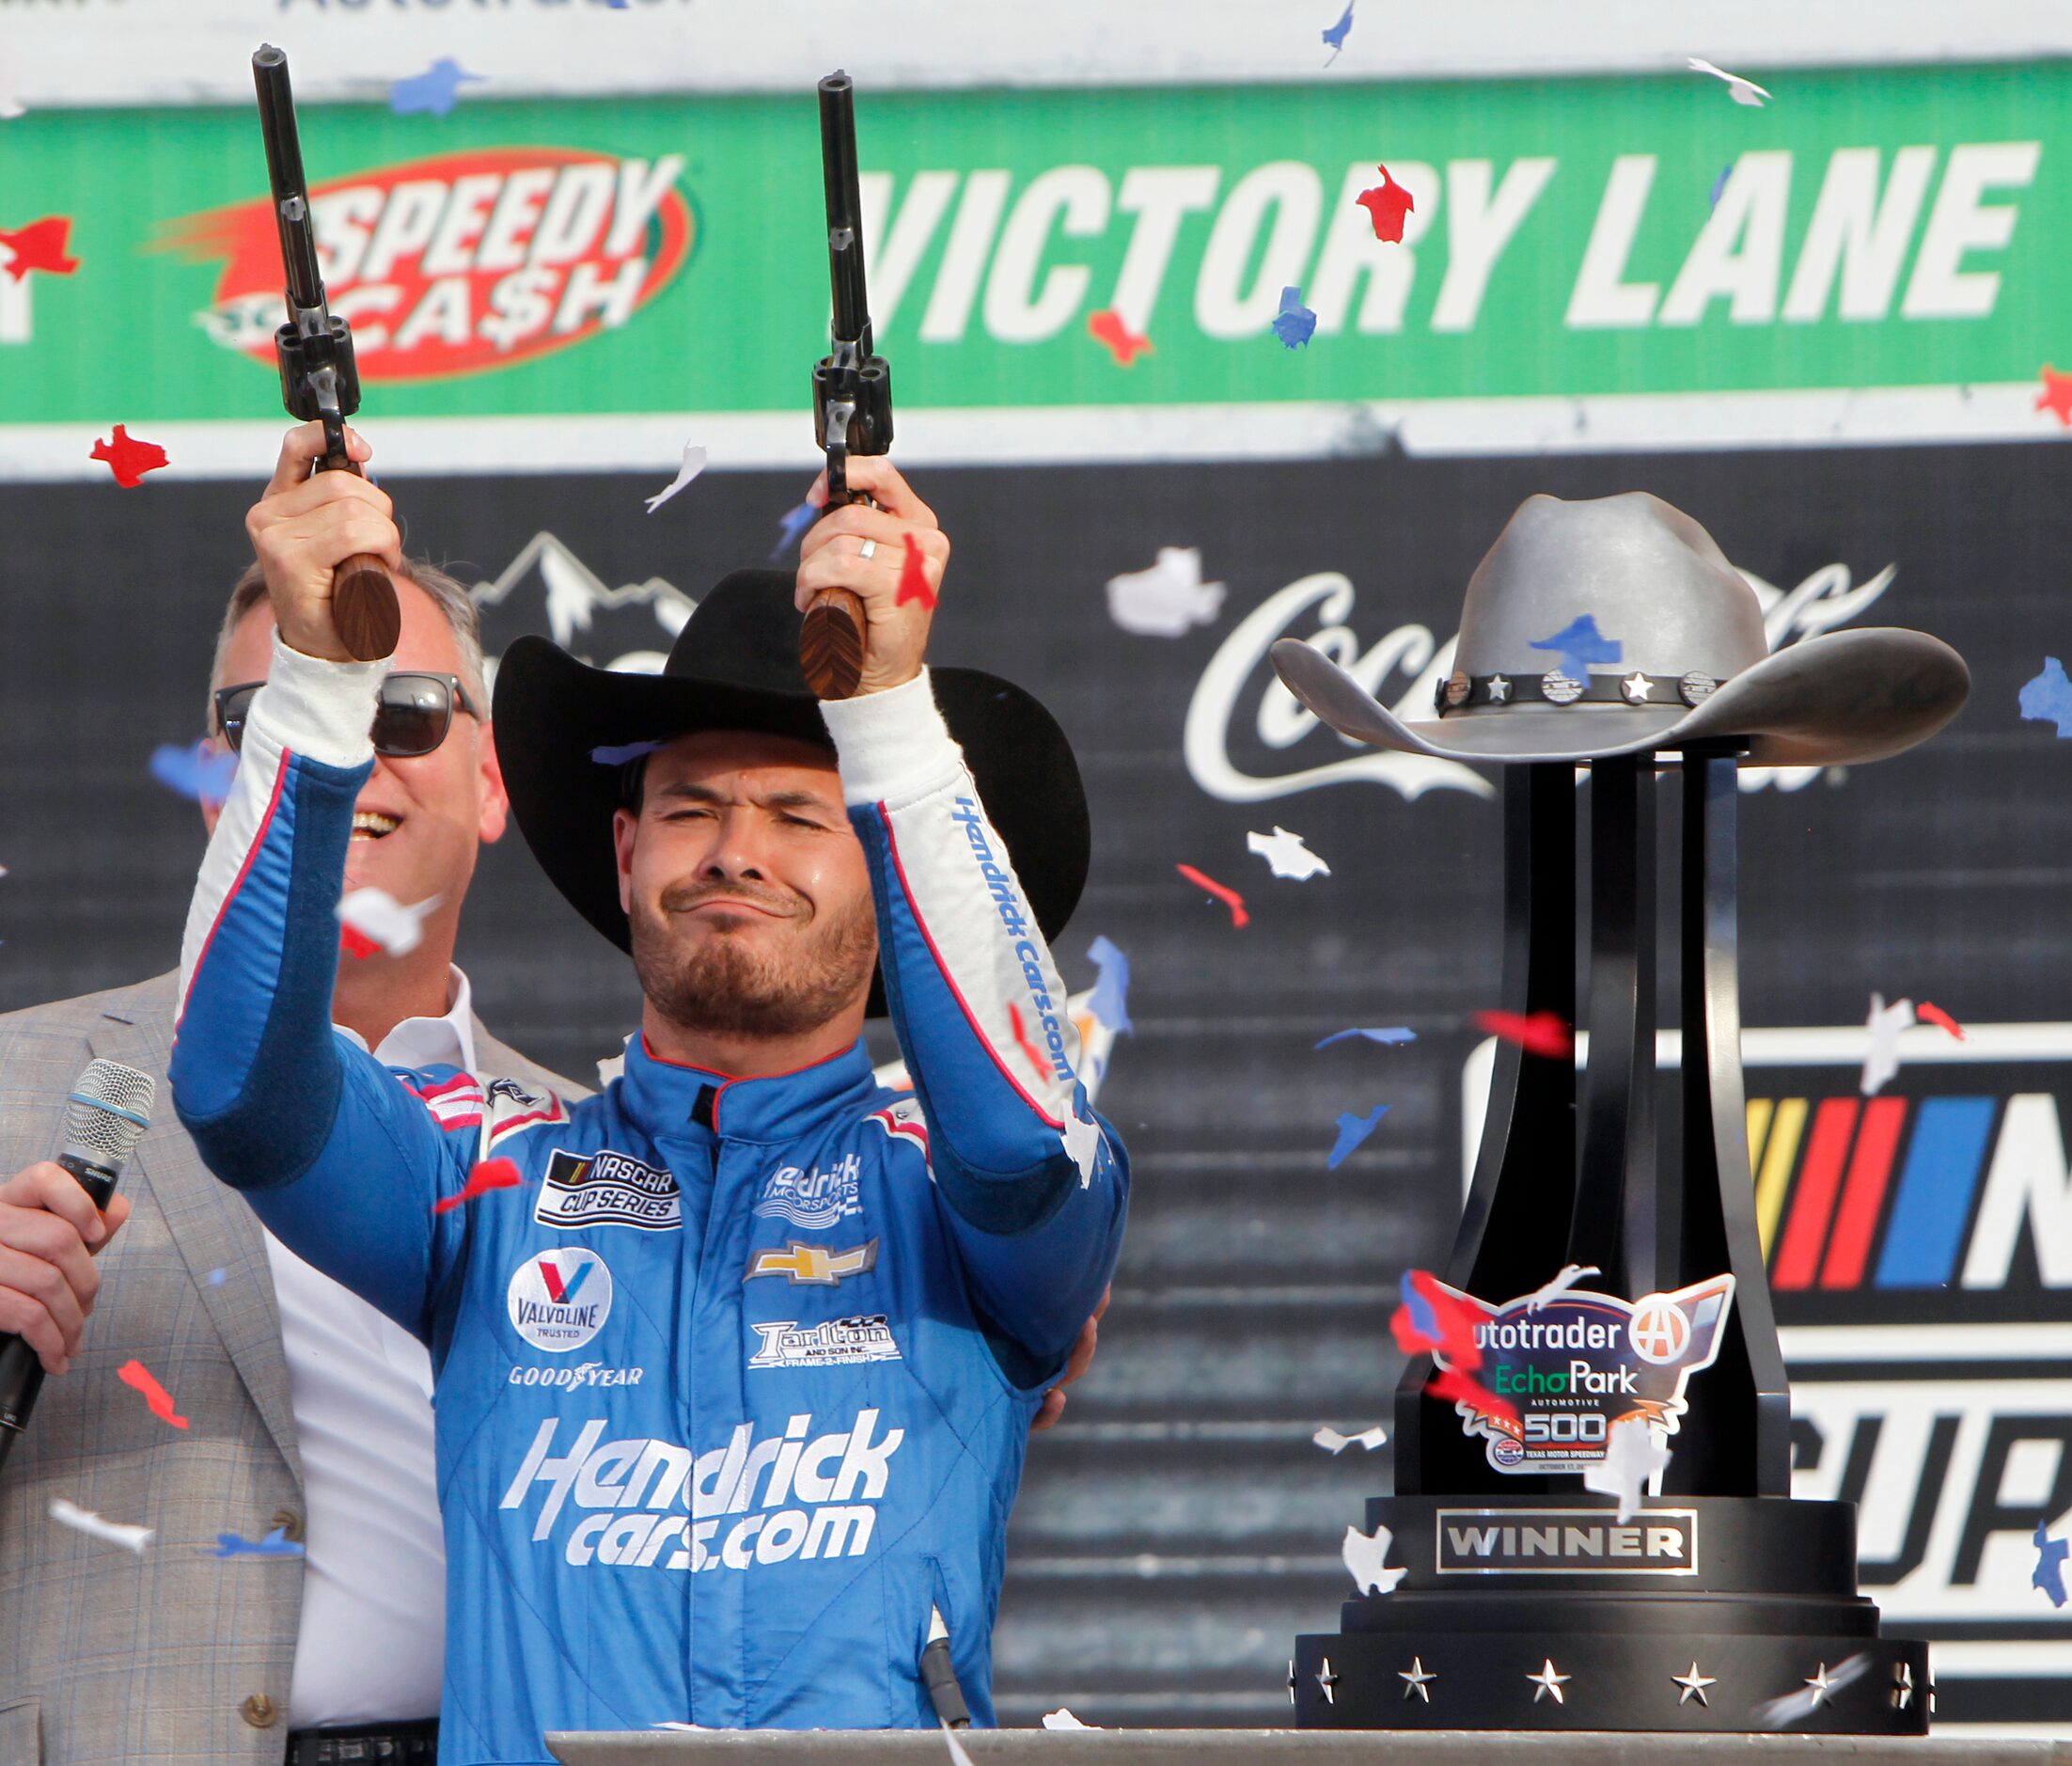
[1087, 309, 1153, 367]
[432, 1157, 524, 1215]
[1472, 1008, 1574, 1059]
[896, 531, 937, 608]
[89, 425, 169, 488]
[1390, 1269, 1483, 1368]
[2036, 367, 2072, 427]
[1917, 1001, 1967, 1041]
[339, 925, 381, 960]
[1006, 1003, 1051, 1086]
[0, 215, 80, 280]
[1175, 862, 1249, 928]
[117, 1359, 190, 1429]
[1354, 165, 1415, 243]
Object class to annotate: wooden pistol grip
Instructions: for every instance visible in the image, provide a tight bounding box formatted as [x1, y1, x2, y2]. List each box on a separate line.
[332, 555, 402, 662]
[800, 586, 867, 701]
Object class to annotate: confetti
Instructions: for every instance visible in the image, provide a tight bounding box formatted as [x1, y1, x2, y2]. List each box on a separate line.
[1007, 1003, 1051, 1086]
[1312, 1423, 1387, 1454]
[208, 1525, 305, 1559]
[1087, 935, 1133, 1035]
[2033, 1520, 2069, 1607]
[1314, 1027, 1415, 1050]
[1687, 56, 1772, 108]
[0, 216, 79, 281]
[1354, 165, 1415, 243]
[1754, 1652, 1870, 1729]
[1523, 1263, 1599, 1312]
[2018, 657, 2072, 735]
[1086, 308, 1153, 367]
[50, 1498, 152, 1554]
[1916, 1001, 1966, 1042]
[1248, 826, 1330, 880]
[337, 887, 441, 960]
[1105, 546, 1226, 637]
[643, 442, 708, 514]
[1581, 1416, 1672, 1522]
[1709, 163, 1734, 210]
[590, 740, 667, 766]
[897, 531, 937, 608]
[206, 1268, 229, 1286]
[1175, 863, 1248, 928]
[1326, 1104, 1389, 1170]
[770, 495, 820, 561]
[90, 425, 169, 488]
[1530, 613, 1623, 678]
[1270, 285, 1317, 349]
[149, 740, 238, 805]
[1342, 1522, 1407, 1595]
[117, 1359, 189, 1429]
[388, 57, 486, 118]
[939, 1719, 977, 1766]
[2034, 367, 2072, 427]
[1392, 1269, 1520, 1427]
[1860, 992, 1915, 1097]
[1060, 1108, 1102, 1188]
[432, 1157, 524, 1216]
[1472, 1009, 1574, 1059]
[1320, 0, 1354, 63]
[1042, 1709, 1097, 1728]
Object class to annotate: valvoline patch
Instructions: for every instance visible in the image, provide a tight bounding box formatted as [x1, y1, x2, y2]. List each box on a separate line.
[157, 147, 693, 382]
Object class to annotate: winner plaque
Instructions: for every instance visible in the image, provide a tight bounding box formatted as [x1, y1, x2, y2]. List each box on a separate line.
[1271, 492, 1971, 1733]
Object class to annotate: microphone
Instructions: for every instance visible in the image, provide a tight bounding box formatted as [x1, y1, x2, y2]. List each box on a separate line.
[0, 1059, 155, 1472]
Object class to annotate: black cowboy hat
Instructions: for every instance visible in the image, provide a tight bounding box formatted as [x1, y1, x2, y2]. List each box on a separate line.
[492, 570, 1090, 1017]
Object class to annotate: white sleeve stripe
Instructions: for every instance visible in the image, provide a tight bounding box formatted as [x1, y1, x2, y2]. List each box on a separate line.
[177, 739, 292, 1020]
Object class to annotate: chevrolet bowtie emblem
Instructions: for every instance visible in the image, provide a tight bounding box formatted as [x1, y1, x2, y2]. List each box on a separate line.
[745, 1238, 880, 1286]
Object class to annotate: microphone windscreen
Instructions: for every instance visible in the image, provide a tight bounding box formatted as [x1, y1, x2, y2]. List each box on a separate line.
[62, 1060, 156, 1174]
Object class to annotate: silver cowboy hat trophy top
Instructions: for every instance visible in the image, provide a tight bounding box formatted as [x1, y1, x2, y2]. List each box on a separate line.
[1272, 491, 1970, 767]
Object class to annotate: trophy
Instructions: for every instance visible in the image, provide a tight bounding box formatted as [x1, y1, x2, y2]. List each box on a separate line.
[1273, 493, 1970, 1732]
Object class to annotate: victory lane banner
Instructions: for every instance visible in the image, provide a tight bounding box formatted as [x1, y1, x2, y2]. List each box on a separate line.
[5, 61, 2072, 472]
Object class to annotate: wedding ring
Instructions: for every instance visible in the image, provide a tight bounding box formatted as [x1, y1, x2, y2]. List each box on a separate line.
[857, 539, 878, 560]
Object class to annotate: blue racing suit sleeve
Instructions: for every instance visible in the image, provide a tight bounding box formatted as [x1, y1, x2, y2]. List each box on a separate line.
[824, 670, 1127, 1372]
[169, 632, 479, 1341]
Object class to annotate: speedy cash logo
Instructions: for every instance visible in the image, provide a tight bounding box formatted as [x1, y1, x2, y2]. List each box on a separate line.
[156, 149, 691, 380]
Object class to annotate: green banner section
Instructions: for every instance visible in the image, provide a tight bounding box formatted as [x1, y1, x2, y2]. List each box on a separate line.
[1, 61, 2066, 423]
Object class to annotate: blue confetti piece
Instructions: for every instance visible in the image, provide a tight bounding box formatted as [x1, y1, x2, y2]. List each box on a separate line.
[590, 740, 667, 766]
[149, 741, 238, 804]
[1314, 1026, 1417, 1050]
[205, 1268, 228, 1287]
[769, 497, 820, 562]
[1326, 1103, 1389, 1170]
[2018, 657, 2072, 736]
[208, 1525, 305, 1559]
[1321, 0, 1354, 62]
[1270, 286, 1317, 350]
[388, 58, 486, 118]
[1709, 163, 1734, 210]
[1530, 614, 1624, 679]
[1087, 935, 1133, 1035]
[2036, 1521, 2070, 1607]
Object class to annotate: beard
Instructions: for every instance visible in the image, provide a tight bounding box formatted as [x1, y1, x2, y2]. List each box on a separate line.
[628, 876, 878, 1042]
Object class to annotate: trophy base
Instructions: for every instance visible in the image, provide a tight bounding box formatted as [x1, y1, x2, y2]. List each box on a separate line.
[1293, 1495, 1928, 1734]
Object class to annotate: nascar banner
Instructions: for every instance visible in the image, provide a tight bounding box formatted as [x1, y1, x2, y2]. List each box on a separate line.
[5, 62, 2072, 473]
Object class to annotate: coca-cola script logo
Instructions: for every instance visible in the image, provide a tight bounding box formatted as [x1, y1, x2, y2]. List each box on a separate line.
[1185, 560, 1897, 806]
[158, 149, 691, 381]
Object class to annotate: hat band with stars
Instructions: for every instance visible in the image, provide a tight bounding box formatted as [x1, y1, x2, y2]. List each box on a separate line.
[1436, 668, 1724, 716]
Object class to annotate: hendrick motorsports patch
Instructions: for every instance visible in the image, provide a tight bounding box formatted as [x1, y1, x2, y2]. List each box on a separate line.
[534, 1147, 682, 1231]
[508, 1248, 613, 1353]
[749, 1315, 902, 1370]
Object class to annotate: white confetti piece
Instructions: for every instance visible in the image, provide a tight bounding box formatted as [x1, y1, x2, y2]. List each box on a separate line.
[1687, 56, 1772, 107]
[1104, 546, 1225, 637]
[1523, 1263, 1600, 1312]
[1313, 1423, 1388, 1455]
[1754, 1651, 1871, 1728]
[50, 1498, 152, 1554]
[1042, 1708, 1098, 1728]
[1247, 826, 1330, 880]
[1060, 1110, 1102, 1188]
[337, 887, 441, 958]
[1860, 992, 1915, 1096]
[1342, 1521, 1406, 1595]
[1581, 1416, 1672, 1523]
[644, 442, 709, 514]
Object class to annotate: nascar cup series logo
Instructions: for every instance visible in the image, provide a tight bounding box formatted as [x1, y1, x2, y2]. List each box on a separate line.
[508, 1249, 614, 1353]
[157, 149, 692, 380]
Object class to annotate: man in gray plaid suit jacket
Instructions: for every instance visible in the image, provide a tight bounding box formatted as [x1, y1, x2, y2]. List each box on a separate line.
[0, 430, 586, 1765]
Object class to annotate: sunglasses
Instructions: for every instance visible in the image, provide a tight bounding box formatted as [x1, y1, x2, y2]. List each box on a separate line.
[214, 672, 483, 758]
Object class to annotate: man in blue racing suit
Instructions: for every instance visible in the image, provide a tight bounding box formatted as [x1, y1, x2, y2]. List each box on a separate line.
[169, 442, 1127, 1762]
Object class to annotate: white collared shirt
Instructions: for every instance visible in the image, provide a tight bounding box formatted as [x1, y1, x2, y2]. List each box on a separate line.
[263, 969, 480, 1727]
